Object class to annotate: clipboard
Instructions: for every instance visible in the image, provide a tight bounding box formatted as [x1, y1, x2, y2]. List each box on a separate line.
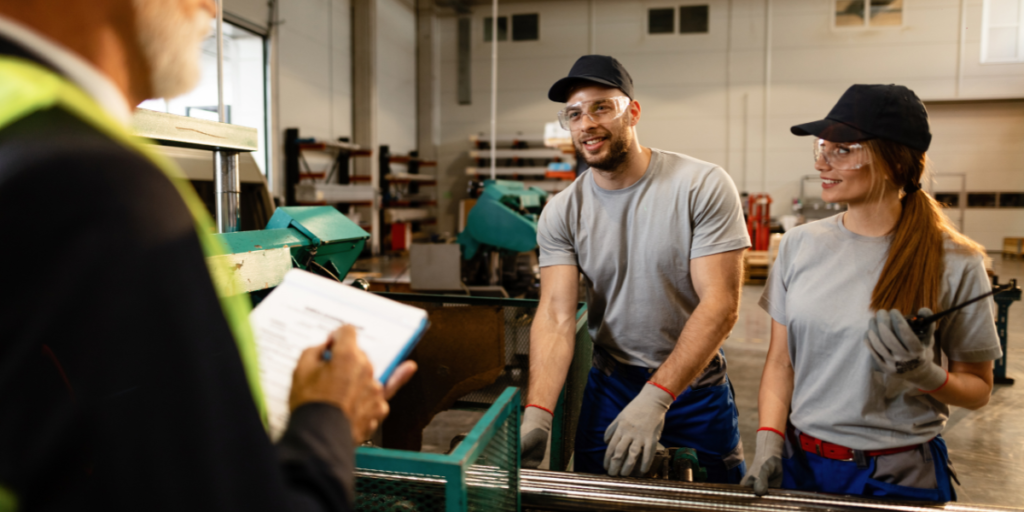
[249, 269, 428, 438]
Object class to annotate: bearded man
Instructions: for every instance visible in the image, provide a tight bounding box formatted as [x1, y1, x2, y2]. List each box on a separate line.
[0, 1, 415, 511]
[519, 55, 750, 482]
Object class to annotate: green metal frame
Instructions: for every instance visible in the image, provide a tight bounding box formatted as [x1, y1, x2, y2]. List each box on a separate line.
[376, 293, 592, 472]
[212, 206, 369, 293]
[356, 387, 521, 512]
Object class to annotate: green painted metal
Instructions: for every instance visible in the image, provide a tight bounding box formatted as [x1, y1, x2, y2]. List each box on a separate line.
[356, 387, 521, 512]
[458, 180, 549, 260]
[213, 206, 370, 290]
[267, 206, 370, 246]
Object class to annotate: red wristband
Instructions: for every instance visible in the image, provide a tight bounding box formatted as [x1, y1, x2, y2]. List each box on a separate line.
[758, 427, 785, 439]
[646, 381, 677, 401]
[918, 370, 950, 394]
[526, 404, 554, 416]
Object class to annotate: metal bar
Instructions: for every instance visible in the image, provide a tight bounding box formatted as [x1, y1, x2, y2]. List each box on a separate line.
[489, 0, 497, 181]
[213, 0, 241, 233]
[215, 151, 241, 233]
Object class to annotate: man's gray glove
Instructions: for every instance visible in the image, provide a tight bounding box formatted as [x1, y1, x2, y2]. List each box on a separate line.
[603, 383, 674, 476]
[521, 406, 553, 469]
[865, 308, 947, 392]
[740, 429, 784, 495]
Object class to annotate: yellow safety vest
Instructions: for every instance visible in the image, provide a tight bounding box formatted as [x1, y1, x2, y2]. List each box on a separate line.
[0, 57, 267, 423]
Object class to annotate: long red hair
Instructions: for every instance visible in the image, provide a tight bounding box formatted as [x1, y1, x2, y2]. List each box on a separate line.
[864, 139, 986, 314]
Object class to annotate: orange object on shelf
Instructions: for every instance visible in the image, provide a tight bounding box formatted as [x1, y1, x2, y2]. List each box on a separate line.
[545, 170, 576, 180]
[746, 194, 773, 251]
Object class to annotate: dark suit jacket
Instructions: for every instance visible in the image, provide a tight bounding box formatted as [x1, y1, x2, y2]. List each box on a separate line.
[0, 36, 355, 511]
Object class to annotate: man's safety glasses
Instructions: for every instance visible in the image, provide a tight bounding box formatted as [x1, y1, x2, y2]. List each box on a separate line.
[557, 96, 632, 131]
[814, 139, 871, 170]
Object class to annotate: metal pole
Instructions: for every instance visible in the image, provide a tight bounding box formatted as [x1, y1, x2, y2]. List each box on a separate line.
[489, 0, 498, 181]
[214, 0, 241, 233]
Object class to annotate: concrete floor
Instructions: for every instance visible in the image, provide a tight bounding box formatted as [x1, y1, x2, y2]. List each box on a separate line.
[378, 252, 1024, 507]
[726, 257, 1024, 507]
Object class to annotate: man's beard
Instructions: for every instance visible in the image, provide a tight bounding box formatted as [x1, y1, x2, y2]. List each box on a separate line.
[574, 121, 632, 172]
[133, 0, 212, 100]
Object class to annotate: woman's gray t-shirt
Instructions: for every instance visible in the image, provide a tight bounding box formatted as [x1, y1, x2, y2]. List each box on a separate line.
[537, 148, 751, 368]
[759, 214, 1002, 450]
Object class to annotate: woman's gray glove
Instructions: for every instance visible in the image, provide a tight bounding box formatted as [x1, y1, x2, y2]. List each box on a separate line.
[521, 406, 553, 469]
[865, 308, 947, 391]
[603, 383, 674, 476]
[740, 429, 784, 495]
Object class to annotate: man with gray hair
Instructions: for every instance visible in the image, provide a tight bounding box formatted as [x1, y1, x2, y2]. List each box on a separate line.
[0, 1, 414, 510]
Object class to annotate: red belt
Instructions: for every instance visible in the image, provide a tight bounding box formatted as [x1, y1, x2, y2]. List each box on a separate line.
[798, 432, 923, 461]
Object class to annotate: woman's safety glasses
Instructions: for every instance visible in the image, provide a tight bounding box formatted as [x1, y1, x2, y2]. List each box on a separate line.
[557, 96, 632, 130]
[814, 139, 870, 170]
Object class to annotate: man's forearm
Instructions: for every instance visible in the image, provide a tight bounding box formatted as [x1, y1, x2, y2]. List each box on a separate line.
[527, 312, 577, 410]
[651, 300, 739, 396]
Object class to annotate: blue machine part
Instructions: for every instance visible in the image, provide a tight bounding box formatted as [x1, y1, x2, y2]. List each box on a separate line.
[457, 180, 549, 260]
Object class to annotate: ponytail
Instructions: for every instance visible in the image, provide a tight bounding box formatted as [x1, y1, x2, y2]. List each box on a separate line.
[865, 139, 985, 315]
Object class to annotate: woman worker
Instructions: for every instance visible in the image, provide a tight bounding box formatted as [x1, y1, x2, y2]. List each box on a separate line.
[740, 84, 1002, 501]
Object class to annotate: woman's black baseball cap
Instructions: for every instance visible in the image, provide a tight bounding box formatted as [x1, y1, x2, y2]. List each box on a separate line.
[791, 84, 932, 152]
[548, 55, 634, 103]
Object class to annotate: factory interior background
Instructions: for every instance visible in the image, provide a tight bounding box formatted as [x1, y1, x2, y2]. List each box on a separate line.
[135, 0, 1024, 507]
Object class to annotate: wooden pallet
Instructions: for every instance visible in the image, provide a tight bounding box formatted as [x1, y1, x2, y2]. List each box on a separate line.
[744, 250, 770, 284]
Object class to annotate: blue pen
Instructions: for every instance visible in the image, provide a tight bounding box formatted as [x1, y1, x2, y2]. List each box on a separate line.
[322, 340, 333, 362]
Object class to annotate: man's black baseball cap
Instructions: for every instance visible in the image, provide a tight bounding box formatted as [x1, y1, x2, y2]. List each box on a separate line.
[548, 55, 634, 103]
[791, 84, 931, 152]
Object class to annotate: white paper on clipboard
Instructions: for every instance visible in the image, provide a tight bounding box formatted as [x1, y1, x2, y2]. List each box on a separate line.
[249, 269, 428, 439]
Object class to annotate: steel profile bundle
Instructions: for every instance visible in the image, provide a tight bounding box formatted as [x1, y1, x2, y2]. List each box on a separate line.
[358, 467, 1024, 512]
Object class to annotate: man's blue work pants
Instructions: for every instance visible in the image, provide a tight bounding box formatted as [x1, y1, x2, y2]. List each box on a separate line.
[573, 357, 746, 483]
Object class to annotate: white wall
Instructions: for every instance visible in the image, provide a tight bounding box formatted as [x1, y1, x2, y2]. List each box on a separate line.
[434, 0, 1024, 249]
[277, 0, 353, 143]
[378, 0, 419, 156]
[272, 0, 417, 189]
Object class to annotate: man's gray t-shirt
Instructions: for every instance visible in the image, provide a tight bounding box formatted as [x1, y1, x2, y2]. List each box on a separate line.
[537, 148, 751, 368]
[759, 214, 1002, 450]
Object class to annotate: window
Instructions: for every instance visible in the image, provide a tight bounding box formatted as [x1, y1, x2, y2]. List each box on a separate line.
[483, 16, 507, 42]
[679, 5, 709, 33]
[1000, 193, 1024, 207]
[649, 8, 674, 34]
[139, 21, 268, 174]
[485, 14, 539, 42]
[934, 192, 960, 207]
[967, 193, 998, 207]
[512, 14, 539, 41]
[648, 5, 708, 35]
[982, 0, 1024, 63]
[834, 0, 902, 29]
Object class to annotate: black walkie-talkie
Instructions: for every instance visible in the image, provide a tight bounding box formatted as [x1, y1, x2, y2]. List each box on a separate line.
[906, 279, 1017, 336]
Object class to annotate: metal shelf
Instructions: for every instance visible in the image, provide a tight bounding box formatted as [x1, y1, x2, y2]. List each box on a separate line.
[465, 166, 548, 176]
[469, 148, 570, 159]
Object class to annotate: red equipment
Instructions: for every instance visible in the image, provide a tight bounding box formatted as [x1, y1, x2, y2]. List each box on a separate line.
[747, 194, 772, 251]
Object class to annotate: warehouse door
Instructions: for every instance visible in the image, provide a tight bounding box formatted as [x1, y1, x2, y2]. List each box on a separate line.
[923, 100, 1024, 251]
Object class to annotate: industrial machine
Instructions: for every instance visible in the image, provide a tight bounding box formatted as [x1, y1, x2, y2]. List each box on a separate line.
[137, 112, 1022, 512]
[456, 180, 548, 297]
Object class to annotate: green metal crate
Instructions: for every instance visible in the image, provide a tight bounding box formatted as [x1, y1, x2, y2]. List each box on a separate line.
[375, 293, 592, 471]
[356, 387, 521, 512]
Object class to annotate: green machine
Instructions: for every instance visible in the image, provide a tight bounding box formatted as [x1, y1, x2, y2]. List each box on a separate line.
[458, 180, 548, 260]
[208, 206, 370, 295]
